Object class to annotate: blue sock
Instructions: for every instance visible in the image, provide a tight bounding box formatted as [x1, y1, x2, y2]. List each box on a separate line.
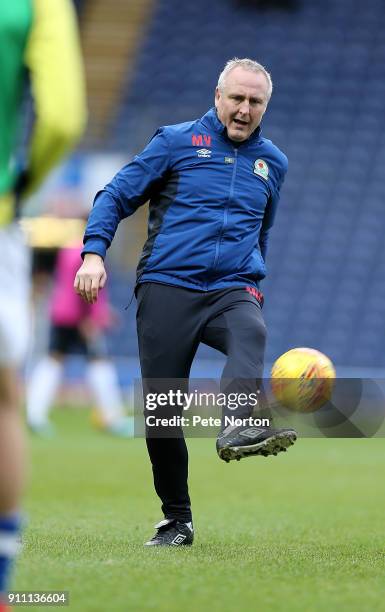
[0, 513, 21, 596]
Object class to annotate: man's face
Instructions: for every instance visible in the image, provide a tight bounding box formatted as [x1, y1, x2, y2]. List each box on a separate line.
[215, 67, 269, 142]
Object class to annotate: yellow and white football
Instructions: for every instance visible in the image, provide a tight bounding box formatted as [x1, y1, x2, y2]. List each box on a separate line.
[271, 347, 336, 412]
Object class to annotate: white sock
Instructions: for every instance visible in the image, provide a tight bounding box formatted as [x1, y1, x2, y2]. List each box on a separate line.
[86, 360, 125, 425]
[26, 356, 62, 427]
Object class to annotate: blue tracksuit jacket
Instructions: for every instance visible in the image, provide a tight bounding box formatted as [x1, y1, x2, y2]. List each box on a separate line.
[83, 107, 288, 291]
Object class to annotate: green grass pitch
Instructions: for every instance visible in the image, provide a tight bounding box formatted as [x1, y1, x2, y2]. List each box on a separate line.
[14, 408, 385, 611]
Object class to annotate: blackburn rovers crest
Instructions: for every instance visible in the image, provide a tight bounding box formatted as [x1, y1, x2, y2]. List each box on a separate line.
[253, 159, 269, 180]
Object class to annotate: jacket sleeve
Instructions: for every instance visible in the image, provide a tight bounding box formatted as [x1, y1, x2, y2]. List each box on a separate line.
[258, 158, 288, 262]
[82, 129, 171, 259]
[23, 0, 87, 197]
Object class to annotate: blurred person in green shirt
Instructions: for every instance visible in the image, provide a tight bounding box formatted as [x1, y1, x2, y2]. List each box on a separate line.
[0, 1, 86, 607]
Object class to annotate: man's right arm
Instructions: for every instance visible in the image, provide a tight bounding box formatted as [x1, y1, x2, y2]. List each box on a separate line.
[75, 128, 171, 302]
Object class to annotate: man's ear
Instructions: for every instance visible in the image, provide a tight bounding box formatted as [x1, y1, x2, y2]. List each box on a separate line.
[214, 86, 220, 109]
[261, 103, 268, 118]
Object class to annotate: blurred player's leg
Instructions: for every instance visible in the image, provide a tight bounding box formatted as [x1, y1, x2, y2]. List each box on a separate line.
[26, 356, 62, 434]
[86, 359, 134, 437]
[0, 368, 24, 605]
[0, 226, 30, 605]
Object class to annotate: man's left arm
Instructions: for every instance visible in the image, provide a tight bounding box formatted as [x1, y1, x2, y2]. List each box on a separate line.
[258, 160, 288, 261]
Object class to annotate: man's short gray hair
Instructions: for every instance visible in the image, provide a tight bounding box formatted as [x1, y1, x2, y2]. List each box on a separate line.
[217, 58, 273, 101]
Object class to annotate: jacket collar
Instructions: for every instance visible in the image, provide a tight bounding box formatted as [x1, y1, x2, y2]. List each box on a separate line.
[200, 107, 262, 145]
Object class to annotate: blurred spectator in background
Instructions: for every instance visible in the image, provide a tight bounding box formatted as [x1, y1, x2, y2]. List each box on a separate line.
[26, 243, 133, 438]
[0, 0, 86, 608]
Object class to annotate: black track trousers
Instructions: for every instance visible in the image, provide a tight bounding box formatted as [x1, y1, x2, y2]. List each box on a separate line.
[136, 282, 267, 522]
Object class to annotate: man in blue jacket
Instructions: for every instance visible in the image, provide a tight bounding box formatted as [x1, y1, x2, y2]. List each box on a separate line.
[75, 58, 297, 547]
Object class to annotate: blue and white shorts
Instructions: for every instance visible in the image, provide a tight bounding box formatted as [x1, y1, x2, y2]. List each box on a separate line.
[0, 223, 31, 365]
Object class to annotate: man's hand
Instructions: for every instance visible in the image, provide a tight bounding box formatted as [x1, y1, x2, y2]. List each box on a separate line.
[74, 253, 107, 304]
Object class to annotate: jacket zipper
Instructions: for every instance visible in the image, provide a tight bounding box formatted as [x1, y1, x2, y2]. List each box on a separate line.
[211, 148, 238, 274]
[124, 271, 144, 309]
